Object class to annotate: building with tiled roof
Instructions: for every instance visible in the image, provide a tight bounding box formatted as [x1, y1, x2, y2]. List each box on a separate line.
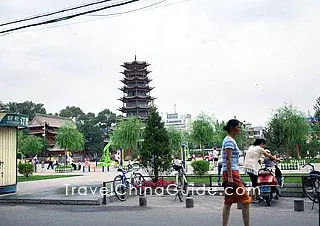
[29, 114, 74, 154]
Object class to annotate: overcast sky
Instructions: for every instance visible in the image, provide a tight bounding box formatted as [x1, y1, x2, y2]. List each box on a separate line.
[0, 0, 319, 126]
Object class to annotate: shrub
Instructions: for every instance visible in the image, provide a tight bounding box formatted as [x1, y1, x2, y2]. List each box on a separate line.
[191, 160, 210, 175]
[18, 163, 33, 178]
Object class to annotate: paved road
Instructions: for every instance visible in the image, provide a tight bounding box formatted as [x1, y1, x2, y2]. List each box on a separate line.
[0, 196, 318, 226]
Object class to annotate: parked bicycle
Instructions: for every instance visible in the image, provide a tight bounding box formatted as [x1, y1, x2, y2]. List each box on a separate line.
[172, 162, 189, 202]
[301, 163, 320, 209]
[113, 163, 145, 201]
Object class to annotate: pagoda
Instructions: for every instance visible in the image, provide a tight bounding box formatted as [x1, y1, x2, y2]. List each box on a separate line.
[118, 56, 155, 119]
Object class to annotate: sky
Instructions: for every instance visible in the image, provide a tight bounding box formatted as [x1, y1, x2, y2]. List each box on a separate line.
[0, 0, 319, 126]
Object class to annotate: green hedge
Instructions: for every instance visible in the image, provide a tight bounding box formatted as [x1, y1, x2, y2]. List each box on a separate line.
[18, 163, 33, 178]
[191, 160, 210, 175]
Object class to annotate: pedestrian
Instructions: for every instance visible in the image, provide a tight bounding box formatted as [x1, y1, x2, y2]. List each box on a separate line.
[47, 154, 54, 170]
[213, 147, 219, 167]
[221, 119, 251, 226]
[264, 149, 276, 170]
[173, 155, 183, 171]
[244, 139, 280, 202]
[217, 152, 223, 185]
[33, 155, 38, 173]
[275, 163, 283, 196]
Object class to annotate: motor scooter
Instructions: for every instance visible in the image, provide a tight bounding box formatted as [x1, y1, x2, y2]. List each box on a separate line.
[257, 167, 279, 206]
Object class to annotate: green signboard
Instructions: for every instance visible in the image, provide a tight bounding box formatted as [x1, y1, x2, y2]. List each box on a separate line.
[0, 113, 29, 127]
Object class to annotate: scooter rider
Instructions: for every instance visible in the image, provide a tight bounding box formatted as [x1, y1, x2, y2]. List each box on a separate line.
[244, 139, 280, 203]
[263, 150, 281, 199]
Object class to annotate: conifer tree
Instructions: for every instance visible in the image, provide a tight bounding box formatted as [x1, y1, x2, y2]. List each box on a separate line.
[141, 107, 171, 181]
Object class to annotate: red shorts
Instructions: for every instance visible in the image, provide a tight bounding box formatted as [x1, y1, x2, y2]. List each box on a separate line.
[223, 170, 251, 204]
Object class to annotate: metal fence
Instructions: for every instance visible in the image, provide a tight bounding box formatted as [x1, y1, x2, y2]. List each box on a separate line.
[101, 174, 307, 204]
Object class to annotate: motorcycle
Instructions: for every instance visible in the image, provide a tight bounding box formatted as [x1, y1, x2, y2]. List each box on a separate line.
[257, 167, 280, 206]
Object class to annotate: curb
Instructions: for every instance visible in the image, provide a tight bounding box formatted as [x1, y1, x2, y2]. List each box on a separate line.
[0, 198, 100, 205]
[0, 194, 119, 205]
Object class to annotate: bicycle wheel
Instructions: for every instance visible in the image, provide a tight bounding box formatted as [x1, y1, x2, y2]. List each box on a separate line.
[303, 177, 319, 203]
[178, 176, 184, 202]
[113, 175, 129, 201]
[132, 173, 146, 196]
[132, 173, 145, 187]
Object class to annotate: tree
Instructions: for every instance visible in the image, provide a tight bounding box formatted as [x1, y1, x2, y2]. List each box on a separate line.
[77, 120, 104, 157]
[95, 109, 117, 127]
[56, 124, 84, 164]
[111, 117, 142, 159]
[86, 112, 96, 121]
[0, 101, 8, 112]
[190, 114, 214, 156]
[3, 101, 46, 120]
[18, 132, 44, 157]
[59, 106, 85, 121]
[167, 128, 182, 157]
[212, 120, 227, 148]
[306, 97, 320, 157]
[141, 107, 171, 182]
[314, 96, 320, 119]
[95, 109, 117, 142]
[266, 105, 309, 158]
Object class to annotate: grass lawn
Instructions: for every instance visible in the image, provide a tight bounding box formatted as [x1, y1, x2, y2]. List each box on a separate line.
[17, 174, 82, 182]
[163, 174, 306, 184]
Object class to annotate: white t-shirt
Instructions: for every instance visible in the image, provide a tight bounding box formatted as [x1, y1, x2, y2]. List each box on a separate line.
[173, 159, 181, 166]
[212, 150, 218, 158]
[244, 145, 266, 175]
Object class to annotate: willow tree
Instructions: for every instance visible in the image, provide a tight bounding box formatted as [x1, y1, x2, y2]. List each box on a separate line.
[110, 117, 142, 160]
[314, 96, 320, 119]
[56, 123, 84, 164]
[304, 97, 320, 157]
[266, 105, 309, 158]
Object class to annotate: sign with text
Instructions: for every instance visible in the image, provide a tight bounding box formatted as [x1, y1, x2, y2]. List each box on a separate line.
[0, 113, 29, 127]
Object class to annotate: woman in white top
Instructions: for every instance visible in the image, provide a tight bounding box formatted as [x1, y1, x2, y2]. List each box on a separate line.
[244, 139, 279, 188]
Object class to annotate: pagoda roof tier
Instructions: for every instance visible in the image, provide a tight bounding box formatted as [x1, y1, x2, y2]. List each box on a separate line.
[121, 61, 150, 68]
[118, 106, 150, 111]
[119, 86, 154, 92]
[121, 70, 151, 74]
[121, 77, 152, 83]
[118, 95, 155, 101]
[121, 76, 151, 80]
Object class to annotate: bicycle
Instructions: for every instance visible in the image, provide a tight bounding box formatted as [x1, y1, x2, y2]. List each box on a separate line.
[301, 163, 320, 209]
[113, 164, 145, 201]
[173, 162, 189, 202]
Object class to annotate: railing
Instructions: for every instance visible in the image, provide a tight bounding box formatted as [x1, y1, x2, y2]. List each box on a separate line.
[151, 174, 306, 187]
[101, 174, 308, 205]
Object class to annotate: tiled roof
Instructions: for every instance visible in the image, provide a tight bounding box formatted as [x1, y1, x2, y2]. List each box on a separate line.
[29, 114, 74, 128]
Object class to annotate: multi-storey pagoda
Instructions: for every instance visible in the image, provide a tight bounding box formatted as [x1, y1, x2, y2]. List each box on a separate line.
[118, 56, 155, 119]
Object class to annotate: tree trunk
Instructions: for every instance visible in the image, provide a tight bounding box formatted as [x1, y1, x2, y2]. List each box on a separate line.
[201, 144, 204, 158]
[65, 148, 67, 165]
[294, 144, 300, 159]
[153, 154, 158, 182]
